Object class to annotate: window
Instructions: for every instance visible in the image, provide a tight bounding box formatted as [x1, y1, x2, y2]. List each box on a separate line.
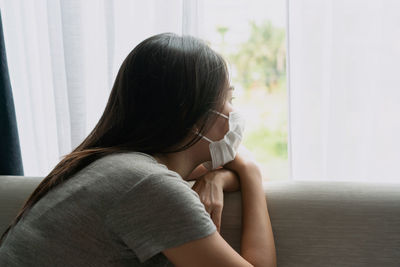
[201, 0, 288, 181]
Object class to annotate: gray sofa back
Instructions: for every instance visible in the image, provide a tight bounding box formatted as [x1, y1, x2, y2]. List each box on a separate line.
[1, 175, 399, 266]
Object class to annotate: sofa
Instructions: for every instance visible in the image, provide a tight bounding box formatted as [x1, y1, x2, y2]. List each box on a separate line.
[1, 175, 399, 266]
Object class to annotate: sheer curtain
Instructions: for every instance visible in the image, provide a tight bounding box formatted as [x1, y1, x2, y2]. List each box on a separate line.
[5, 0, 399, 182]
[0, 0, 205, 176]
[288, 0, 400, 182]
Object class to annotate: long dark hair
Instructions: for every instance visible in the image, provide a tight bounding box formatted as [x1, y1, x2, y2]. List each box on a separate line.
[0, 32, 230, 244]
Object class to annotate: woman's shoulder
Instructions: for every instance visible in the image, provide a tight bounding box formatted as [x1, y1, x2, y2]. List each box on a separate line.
[81, 151, 189, 190]
[86, 151, 170, 176]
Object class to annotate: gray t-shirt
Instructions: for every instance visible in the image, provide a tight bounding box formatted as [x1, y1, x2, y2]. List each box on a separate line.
[0, 152, 217, 266]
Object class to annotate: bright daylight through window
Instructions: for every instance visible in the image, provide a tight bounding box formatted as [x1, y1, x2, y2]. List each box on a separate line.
[201, 0, 288, 181]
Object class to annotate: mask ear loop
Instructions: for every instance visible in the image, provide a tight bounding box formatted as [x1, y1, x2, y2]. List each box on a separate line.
[192, 129, 213, 143]
[210, 109, 229, 119]
[197, 132, 213, 143]
[192, 109, 227, 143]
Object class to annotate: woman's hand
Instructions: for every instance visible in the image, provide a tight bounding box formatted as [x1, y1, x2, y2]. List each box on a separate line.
[191, 171, 224, 233]
[190, 168, 240, 233]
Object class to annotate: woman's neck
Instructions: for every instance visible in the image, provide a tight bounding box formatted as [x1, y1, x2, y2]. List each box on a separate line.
[152, 150, 199, 180]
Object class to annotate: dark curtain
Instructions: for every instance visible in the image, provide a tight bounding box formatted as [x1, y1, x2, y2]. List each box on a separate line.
[0, 10, 23, 175]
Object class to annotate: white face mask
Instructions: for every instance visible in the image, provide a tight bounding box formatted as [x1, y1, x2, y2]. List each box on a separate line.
[194, 109, 246, 170]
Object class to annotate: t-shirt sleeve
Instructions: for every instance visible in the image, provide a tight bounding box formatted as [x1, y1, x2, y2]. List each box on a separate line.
[104, 171, 217, 263]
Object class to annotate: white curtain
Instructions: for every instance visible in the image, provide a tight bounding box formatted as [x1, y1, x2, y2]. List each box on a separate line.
[5, 0, 399, 183]
[0, 0, 205, 176]
[288, 0, 400, 182]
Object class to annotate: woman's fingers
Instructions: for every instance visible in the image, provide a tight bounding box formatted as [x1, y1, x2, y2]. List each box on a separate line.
[211, 203, 223, 233]
[203, 182, 224, 232]
[193, 180, 212, 213]
[200, 193, 213, 214]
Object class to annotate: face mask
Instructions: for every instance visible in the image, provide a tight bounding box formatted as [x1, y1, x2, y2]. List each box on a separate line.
[194, 109, 246, 170]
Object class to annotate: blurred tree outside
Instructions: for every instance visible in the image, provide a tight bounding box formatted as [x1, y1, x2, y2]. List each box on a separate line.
[212, 20, 288, 181]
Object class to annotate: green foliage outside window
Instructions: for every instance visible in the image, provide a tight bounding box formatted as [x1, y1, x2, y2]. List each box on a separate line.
[213, 20, 289, 181]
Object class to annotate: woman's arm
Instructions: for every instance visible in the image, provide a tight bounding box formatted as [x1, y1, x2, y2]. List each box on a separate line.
[185, 164, 209, 181]
[187, 165, 240, 192]
[214, 168, 240, 192]
[231, 163, 277, 267]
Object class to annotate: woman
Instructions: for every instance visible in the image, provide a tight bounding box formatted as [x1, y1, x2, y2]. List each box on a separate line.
[0, 32, 276, 266]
